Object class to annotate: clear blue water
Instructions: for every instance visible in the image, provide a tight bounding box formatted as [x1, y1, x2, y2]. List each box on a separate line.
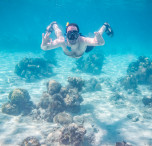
[0, 0, 152, 145]
[0, 0, 152, 54]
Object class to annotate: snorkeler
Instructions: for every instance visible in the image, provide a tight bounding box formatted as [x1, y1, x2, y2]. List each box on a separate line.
[41, 21, 113, 58]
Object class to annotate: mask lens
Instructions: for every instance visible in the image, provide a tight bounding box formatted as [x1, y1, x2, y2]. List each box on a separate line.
[67, 31, 79, 40]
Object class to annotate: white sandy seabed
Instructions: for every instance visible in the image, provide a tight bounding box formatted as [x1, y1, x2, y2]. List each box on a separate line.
[0, 50, 152, 146]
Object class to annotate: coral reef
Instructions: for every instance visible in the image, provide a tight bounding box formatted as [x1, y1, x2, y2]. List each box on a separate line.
[67, 77, 85, 92]
[2, 88, 34, 115]
[83, 78, 101, 92]
[60, 87, 69, 98]
[32, 78, 83, 122]
[46, 123, 86, 146]
[47, 80, 62, 95]
[60, 123, 86, 146]
[9, 88, 30, 104]
[72, 53, 104, 75]
[53, 112, 73, 125]
[15, 58, 53, 81]
[20, 136, 40, 146]
[120, 56, 152, 90]
[116, 141, 132, 146]
[142, 96, 152, 106]
[64, 88, 83, 113]
[2, 102, 20, 115]
[120, 75, 138, 90]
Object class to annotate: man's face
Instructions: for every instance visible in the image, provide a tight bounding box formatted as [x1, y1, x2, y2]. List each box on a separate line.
[67, 26, 79, 45]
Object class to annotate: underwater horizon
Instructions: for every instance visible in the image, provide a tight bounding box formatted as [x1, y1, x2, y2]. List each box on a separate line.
[0, 0, 152, 146]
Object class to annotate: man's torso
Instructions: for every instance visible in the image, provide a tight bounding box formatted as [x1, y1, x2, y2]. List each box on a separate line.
[61, 37, 87, 58]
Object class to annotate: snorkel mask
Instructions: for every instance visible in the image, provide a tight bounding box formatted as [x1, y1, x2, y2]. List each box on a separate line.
[67, 30, 79, 40]
[66, 22, 80, 40]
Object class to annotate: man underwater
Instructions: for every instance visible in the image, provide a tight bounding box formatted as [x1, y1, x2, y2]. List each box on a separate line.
[41, 22, 113, 58]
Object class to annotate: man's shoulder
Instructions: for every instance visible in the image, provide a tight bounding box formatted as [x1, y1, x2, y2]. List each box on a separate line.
[79, 36, 89, 47]
[79, 36, 91, 43]
[79, 36, 86, 42]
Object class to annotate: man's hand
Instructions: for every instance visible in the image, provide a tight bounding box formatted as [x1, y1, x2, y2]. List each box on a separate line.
[94, 32, 102, 41]
[94, 31, 105, 45]
[46, 21, 57, 33]
[41, 32, 51, 46]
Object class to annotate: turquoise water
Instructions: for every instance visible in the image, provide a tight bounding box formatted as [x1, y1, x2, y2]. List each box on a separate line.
[0, 0, 152, 53]
[0, 0, 152, 146]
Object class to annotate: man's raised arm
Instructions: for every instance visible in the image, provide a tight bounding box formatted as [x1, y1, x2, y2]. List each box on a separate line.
[83, 25, 107, 47]
[41, 22, 64, 51]
[41, 31, 64, 51]
[83, 23, 113, 47]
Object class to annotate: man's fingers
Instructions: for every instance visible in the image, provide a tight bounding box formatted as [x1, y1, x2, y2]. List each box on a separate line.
[46, 23, 52, 31]
[46, 32, 51, 37]
[42, 31, 51, 43]
[46, 25, 50, 31]
[42, 33, 45, 41]
[42, 33, 44, 39]
[43, 33, 48, 39]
